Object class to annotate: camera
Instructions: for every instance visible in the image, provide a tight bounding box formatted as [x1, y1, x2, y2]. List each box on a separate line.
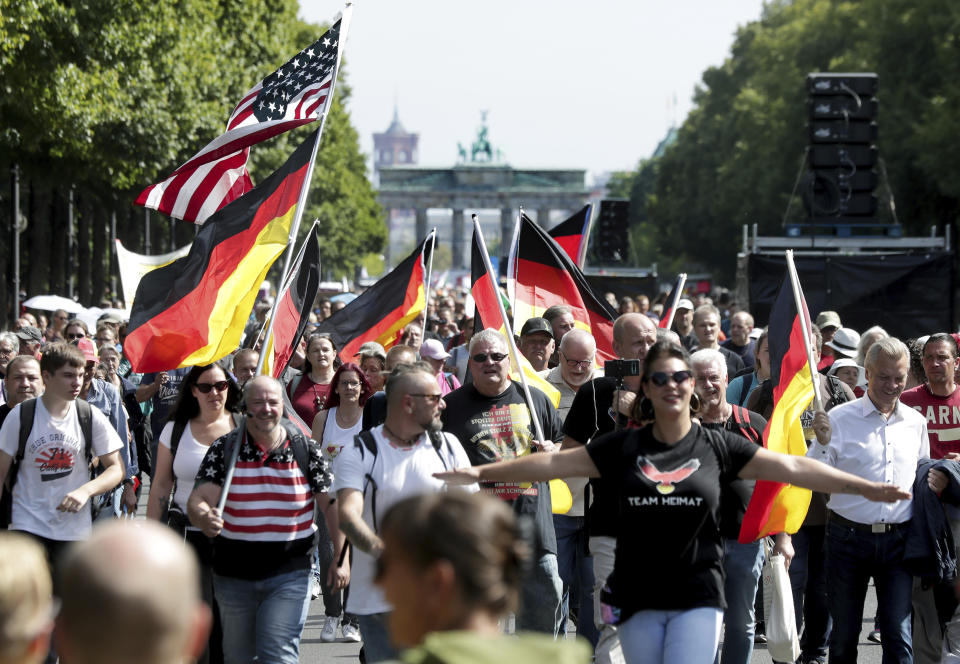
[604, 359, 641, 379]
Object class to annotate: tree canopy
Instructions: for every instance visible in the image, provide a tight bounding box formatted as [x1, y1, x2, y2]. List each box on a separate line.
[612, 0, 960, 282]
[0, 0, 383, 316]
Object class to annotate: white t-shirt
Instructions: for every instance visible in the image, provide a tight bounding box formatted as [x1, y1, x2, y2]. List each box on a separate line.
[159, 420, 212, 517]
[319, 407, 362, 465]
[0, 398, 122, 541]
[332, 426, 474, 615]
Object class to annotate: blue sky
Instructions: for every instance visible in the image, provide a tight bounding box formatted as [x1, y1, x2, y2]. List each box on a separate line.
[300, 1, 768, 178]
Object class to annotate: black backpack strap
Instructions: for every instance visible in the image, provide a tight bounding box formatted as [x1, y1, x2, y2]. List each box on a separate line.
[16, 398, 37, 464]
[281, 422, 312, 481]
[170, 418, 188, 460]
[75, 399, 94, 463]
[427, 430, 451, 471]
[353, 431, 380, 531]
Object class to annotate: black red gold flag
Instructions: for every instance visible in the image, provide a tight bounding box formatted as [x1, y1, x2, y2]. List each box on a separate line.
[125, 130, 317, 373]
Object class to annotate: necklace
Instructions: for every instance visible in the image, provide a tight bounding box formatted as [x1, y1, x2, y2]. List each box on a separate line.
[335, 406, 361, 429]
[383, 423, 419, 447]
[311, 381, 327, 408]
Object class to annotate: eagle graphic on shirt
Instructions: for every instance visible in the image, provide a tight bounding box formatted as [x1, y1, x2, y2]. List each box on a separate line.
[636, 457, 701, 494]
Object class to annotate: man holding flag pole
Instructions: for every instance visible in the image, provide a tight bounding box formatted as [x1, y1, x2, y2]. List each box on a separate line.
[440, 216, 565, 636]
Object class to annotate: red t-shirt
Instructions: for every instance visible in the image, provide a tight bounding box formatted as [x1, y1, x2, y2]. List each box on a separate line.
[289, 376, 331, 426]
[900, 384, 960, 459]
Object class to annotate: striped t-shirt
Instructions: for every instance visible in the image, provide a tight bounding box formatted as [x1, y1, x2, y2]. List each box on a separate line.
[195, 427, 333, 580]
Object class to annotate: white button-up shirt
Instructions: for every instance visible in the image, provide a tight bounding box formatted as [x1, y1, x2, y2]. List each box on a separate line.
[807, 395, 929, 525]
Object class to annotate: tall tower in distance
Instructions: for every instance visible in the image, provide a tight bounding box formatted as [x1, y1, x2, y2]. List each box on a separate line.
[373, 105, 418, 184]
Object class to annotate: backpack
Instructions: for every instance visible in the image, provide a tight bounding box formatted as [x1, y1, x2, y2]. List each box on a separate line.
[729, 404, 761, 444]
[2, 398, 96, 522]
[353, 428, 453, 533]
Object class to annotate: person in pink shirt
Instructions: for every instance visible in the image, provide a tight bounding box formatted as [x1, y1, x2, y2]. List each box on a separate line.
[419, 339, 460, 396]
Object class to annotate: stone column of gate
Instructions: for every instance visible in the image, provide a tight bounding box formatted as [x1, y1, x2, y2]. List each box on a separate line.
[537, 207, 551, 227]
[451, 208, 465, 269]
[500, 205, 514, 269]
[415, 207, 429, 244]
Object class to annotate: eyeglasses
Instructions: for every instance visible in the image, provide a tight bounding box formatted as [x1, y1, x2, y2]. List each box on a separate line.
[340, 381, 362, 389]
[195, 380, 229, 393]
[646, 370, 693, 387]
[66, 333, 85, 340]
[471, 352, 508, 363]
[561, 354, 593, 369]
[409, 393, 443, 404]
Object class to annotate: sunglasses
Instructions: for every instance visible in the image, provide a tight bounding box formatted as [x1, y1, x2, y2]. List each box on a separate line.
[66, 333, 85, 340]
[409, 393, 443, 404]
[195, 380, 229, 393]
[646, 370, 693, 387]
[471, 352, 508, 363]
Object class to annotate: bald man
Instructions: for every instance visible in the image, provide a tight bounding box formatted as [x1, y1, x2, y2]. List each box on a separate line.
[56, 520, 210, 664]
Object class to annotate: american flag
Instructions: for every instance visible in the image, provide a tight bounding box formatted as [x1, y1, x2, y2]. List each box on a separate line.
[137, 10, 349, 224]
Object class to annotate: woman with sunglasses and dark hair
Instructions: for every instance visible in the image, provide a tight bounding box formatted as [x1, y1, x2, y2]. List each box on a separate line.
[146, 363, 241, 664]
[288, 333, 339, 425]
[309, 361, 372, 643]
[438, 341, 910, 664]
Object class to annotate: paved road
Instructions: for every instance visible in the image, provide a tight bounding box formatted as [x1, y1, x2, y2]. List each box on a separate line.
[136, 483, 886, 663]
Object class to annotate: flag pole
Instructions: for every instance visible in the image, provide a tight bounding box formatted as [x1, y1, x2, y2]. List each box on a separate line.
[785, 250, 824, 411]
[421, 228, 437, 329]
[472, 215, 546, 443]
[663, 273, 688, 330]
[506, 207, 522, 322]
[217, 417, 246, 514]
[255, 4, 353, 376]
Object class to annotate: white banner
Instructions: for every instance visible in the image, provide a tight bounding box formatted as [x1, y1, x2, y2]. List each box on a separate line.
[115, 239, 191, 307]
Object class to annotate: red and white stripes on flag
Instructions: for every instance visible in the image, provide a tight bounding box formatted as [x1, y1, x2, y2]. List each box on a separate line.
[136, 8, 350, 224]
[221, 459, 316, 541]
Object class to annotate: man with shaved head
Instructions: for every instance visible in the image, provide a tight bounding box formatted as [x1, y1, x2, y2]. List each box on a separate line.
[335, 363, 473, 662]
[56, 520, 211, 664]
[188, 376, 338, 664]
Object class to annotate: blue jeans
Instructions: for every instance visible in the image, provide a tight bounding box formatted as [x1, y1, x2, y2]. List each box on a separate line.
[716, 538, 764, 664]
[619, 606, 723, 664]
[213, 568, 311, 664]
[517, 552, 563, 636]
[554, 514, 599, 645]
[356, 612, 397, 663]
[825, 520, 913, 664]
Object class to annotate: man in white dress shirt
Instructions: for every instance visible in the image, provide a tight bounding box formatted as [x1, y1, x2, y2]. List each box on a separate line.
[808, 337, 930, 664]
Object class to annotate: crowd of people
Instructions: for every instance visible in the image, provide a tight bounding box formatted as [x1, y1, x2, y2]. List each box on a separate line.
[0, 285, 958, 664]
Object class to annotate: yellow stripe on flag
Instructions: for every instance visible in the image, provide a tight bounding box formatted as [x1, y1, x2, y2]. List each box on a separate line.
[182, 208, 295, 367]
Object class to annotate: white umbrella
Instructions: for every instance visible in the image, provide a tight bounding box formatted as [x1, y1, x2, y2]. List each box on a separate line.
[22, 295, 84, 314]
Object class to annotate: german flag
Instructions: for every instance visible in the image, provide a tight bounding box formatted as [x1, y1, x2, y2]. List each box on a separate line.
[508, 213, 617, 363]
[547, 204, 591, 266]
[314, 234, 432, 361]
[263, 229, 321, 378]
[125, 130, 316, 373]
[472, 226, 561, 407]
[739, 276, 815, 542]
[658, 274, 686, 329]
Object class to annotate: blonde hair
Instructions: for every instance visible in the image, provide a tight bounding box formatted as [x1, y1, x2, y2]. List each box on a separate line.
[0, 533, 52, 661]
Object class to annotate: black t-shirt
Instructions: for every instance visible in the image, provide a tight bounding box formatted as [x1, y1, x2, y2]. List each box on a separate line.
[442, 382, 562, 555]
[700, 406, 767, 540]
[587, 423, 758, 619]
[718, 346, 747, 380]
[563, 376, 629, 537]
[722, 339, 756, 371]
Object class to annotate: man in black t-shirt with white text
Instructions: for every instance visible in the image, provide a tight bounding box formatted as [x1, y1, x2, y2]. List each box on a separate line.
[442, 329, 564, 637]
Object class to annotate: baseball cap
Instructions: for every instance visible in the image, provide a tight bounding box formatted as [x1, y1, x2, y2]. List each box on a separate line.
[419, 338, 451, 360]
[15, 326, 43, 343]
[676, 298, 694, 311]
[97, 312, 123, 325]
[354, 341, 387, 362]
[73, 337, 99, 364]
[815, 311, 842, 331]
[825, 327, 860, 358]
[520, 317, 554, 338]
